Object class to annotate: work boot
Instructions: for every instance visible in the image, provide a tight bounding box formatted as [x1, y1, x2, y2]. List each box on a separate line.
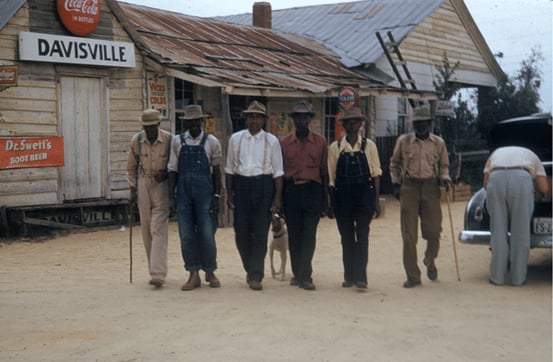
[205, 272, 221, 288]
[181, 271, 201, 291]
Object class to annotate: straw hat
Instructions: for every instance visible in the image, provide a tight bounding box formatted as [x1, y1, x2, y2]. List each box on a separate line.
[141, 109, 162, 126]
[340, 107, 367, 122]
[288, 100, 315, 117]
[179, 105, 204, 120]
[412, 105, 433, 122]
[241, 100, 267, 117]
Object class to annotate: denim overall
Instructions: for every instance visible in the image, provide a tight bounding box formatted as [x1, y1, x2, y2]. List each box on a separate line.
[177, 133, 217, 273]
[333, 138, 375, 284]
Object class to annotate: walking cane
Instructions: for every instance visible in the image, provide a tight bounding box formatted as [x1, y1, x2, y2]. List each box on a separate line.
[128, 203, 133, 284]
[446, 187, 461, 281]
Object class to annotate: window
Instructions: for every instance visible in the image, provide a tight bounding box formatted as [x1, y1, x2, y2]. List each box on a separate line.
[324, 98, 338, 143]
[174, 79, 194, 134]
[397, 98, 407, 135]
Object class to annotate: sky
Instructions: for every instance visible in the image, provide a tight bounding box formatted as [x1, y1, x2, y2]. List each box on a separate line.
[124, 0, 552, 112]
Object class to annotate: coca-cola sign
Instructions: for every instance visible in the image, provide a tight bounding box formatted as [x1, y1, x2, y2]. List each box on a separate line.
[57, 0, 101, 36]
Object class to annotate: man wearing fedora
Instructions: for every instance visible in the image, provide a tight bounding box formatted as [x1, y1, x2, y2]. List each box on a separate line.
[328, 107, 381, 290]
[127, 109, 173, 288]
[280, 100, 328, 290]
[225, 100, 284, 291]
[168, 104, 223, 290]
[390, 104, 452, 288]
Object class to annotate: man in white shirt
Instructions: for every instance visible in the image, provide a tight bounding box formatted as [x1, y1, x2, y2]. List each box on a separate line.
[225, 101, 284, 291]
[483, 146, 549, 286]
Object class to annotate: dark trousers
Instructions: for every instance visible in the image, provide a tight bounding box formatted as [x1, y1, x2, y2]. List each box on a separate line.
[334, 183, 375, 284]
[233, 175, 274, 282]
[283, 181, 323, 283]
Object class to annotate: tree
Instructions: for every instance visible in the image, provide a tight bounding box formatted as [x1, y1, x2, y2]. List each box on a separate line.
[478, 47, 544, 135]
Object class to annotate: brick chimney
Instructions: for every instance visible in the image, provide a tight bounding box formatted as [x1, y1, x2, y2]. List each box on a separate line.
[253, 2, 272, 29]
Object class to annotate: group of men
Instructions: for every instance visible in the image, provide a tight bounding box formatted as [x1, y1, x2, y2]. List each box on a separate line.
[127, 100, 547, 291]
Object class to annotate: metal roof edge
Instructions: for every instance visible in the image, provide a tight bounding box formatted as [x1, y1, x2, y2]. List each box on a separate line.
[0, 0, 26, 31]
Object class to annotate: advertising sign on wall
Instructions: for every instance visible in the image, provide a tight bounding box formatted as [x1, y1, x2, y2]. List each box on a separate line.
[0, 136, 65, 169]
[57, 0, 101, 36]
[0, 66, 18, 87]
[147, 75, 168, 117]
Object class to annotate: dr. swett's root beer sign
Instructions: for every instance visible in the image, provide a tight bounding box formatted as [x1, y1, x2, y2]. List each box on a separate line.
[0, 137, 64, 169]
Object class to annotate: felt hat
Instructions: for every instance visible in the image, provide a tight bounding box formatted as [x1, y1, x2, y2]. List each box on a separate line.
[241, 100, 267, 117]
[340, 107, 367, 122]
[179, 105, 204, 120]
[289, 100, 315, 117]
[412, 105, 433, 122]
[141, 109, 162, 126]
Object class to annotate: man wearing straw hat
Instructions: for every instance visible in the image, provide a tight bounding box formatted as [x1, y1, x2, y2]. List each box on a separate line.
[127, 109, 173, 288]
[225, 100, 284, 291]
[168, 104, 223, 291]
[280, 100, 328, 291]
[390, 104, 452, 288]
[328, 107, 381, 290]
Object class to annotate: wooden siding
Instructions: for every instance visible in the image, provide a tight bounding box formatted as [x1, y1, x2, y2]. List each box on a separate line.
[399, 1, 494, 84]
[0, 0, 146, 207]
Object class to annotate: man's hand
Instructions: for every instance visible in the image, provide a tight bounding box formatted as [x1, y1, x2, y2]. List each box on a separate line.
[441, 179, 453, 192]
[169, 195, 177, 213]
[129, 187, 137, 205]
[392, 183, 401, 200]
[154, 169, 168, 183]
[210, 195, 220, 215]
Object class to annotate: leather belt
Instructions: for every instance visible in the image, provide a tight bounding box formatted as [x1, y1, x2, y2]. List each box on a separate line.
[285, 178, 311, 185]
[491, 166, 528, 172]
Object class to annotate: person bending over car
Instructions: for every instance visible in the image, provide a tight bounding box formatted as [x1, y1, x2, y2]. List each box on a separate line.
[483, 146, 550, 286]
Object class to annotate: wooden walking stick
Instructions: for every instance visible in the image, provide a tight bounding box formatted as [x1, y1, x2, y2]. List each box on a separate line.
[446, 188, 461, 281]
[128, 203, 133, 284]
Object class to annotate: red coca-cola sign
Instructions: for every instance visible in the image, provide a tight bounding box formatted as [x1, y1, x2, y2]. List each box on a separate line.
[57, 0, 101, 36]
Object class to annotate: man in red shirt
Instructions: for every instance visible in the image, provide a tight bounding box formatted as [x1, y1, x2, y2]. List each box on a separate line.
[280, 101, 328, 290]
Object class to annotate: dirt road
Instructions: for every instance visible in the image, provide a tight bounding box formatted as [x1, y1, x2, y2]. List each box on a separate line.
[1, 197, 551, 361]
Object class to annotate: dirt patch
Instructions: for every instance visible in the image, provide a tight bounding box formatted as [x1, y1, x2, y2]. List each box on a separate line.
[0, 197, 550, 361]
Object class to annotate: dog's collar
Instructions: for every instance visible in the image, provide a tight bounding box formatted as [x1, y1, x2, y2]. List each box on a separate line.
[273, 231, 286, 239]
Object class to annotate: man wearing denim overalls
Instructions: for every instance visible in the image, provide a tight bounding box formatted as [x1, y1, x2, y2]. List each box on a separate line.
[168, 105, 222, 291]
[328, 107, 382, 290]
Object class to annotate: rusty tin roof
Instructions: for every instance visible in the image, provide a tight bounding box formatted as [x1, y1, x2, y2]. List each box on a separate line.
[117, 2, 382, 96]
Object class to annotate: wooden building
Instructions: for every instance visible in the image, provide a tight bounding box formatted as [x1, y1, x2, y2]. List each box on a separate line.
[0, 0, 502, 237]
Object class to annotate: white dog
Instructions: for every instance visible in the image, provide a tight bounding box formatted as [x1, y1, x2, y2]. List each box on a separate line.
[269, 213, 288, 280]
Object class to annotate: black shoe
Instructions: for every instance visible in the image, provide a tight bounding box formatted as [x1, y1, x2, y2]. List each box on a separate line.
[403, 279, 421, 288]
[300, 281, 316, 290]
[149, 279, 164, 288]
[249, 280, 263, 291]
[290, 277, 299, 286]
[355, 282, 368, 290]
[342, 281, 354, 288]
[427, 267, 438, 281]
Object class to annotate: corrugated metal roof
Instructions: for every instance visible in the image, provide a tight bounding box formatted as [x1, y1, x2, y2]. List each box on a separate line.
[0, 0, 26, 31]
[118, 2, 382, 95]
[216, 0, 444, 68]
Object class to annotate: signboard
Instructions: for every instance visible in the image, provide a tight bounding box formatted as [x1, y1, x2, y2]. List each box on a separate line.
[147, 75, 168, 117]
[0, 136, 65, 169]
[57, 0, 101, 36]
[435, 100, 455, 117]
[19, 32, 136, 68]
[338, 86, 359, 110]
[0, 66, 18, 87]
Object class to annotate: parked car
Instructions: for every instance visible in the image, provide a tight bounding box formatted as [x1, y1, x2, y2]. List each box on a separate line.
[459, 112, 552, 248]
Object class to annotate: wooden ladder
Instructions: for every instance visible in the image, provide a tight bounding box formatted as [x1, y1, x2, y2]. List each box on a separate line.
[376, 31, 417, 106]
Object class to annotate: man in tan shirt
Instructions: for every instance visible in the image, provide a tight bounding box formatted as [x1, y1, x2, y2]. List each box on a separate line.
[390, 105, 451, 288]
[127, 109, 173, 288]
